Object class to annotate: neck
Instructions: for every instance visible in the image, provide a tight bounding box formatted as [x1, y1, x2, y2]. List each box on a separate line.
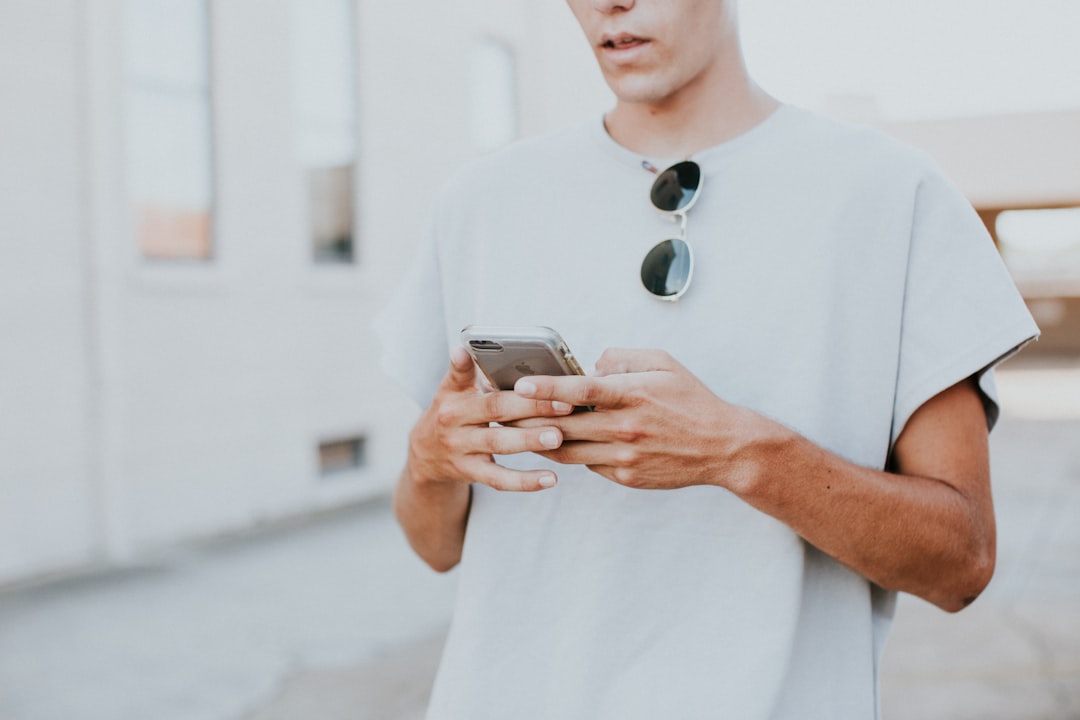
[604, 50, 779, 159]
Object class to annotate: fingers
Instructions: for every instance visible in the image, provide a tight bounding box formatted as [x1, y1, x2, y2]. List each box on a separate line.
[475, 464, 558, 492]
[415, 418, 564, 491]
[456, 389, 574, 425]
[462, 425, 564, 456]
[463, 427, 563, 492]
[515, 374, 622, 409]
[513, 348, 682, 405]
[538, 439, 626, 467]
[422, 350, 578, 494]
[439, 349, 575, 423]
[594, 348, 677, 377]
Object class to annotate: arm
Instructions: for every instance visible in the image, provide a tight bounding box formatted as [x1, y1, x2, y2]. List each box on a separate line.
[736, 376, 993, 612]
[515, 348, 994, 612]
[394, 346, 573, 572]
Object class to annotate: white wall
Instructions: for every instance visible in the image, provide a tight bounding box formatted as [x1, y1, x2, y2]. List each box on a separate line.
[0, 0, 100, 582]
[0, 0, 608, 585]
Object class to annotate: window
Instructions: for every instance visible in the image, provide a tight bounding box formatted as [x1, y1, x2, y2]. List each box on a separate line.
[996, 207, 1080, 286]
[471, 38, 518, 154]
[124, 0, 214, 261]
[291, 0, 358, 264]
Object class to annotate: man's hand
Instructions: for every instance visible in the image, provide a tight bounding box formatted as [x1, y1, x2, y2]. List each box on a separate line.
[514, 346, 997, 612]
[407, 346, 575, 492]
[395, 346, 577, 572]
[513, 348, 766, 491]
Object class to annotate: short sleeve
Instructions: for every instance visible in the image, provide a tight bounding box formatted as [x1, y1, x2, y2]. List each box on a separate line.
[891, 164, 1039, 446]
[372, 220, 450, 408]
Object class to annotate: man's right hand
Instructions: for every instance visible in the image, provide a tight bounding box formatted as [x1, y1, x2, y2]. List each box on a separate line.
[396, 346, 574, 570]
[406, 346, 575, 492]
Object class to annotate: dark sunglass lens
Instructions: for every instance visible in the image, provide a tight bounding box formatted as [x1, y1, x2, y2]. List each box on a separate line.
[641, 239, 692, 297]
[650, 161, 701, 213]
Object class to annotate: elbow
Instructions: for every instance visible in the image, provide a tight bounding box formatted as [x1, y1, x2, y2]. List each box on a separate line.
[932, 491, 997, 613]
[393, 511, 463, 575]
[391, 464, 468, 575]
[936, 543, 996, 614]
[425, 553, 461, 574]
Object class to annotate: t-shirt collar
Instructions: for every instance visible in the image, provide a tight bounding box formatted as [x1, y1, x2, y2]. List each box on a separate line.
[590, 104, 795, 175]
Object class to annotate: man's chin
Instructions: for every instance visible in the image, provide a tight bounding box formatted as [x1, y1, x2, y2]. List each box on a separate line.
[600, 71, 673, 106]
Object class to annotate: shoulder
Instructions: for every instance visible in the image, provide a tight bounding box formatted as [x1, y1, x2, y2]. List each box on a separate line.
[786, 107, 932, 165]
[760, 106, 954, 208]
[776, 107, 943, 193]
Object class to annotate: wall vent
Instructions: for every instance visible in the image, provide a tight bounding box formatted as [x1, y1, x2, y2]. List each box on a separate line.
[318, 435, 366, 477]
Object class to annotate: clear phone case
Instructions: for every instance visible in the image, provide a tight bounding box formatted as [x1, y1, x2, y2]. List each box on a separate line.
[460, 325, 585, 391]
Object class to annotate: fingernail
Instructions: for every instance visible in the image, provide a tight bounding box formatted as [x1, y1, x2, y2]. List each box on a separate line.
[538, 474, 557, 489]
[516, 379, 537, 396]
[540, 430, 560, 449]
[552, 401, 572, 414]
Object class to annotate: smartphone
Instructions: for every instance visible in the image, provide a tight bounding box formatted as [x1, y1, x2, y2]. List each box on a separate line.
[460, 325, 585, 391]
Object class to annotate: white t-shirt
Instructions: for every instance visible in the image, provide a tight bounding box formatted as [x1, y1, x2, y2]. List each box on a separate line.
[374, 105, 1038, 720]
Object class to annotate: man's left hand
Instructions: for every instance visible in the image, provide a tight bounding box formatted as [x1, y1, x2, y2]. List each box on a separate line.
[513, 348, 769, 491]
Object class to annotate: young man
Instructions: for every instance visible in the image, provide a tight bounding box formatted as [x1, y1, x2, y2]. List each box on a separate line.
[375, 0, 1038, 717]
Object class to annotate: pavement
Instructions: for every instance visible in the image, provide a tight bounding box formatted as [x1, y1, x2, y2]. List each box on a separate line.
[0, 360, 1078, 720]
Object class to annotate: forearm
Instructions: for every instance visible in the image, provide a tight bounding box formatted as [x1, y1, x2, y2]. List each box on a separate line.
[730, 420, 994, 612]
[393, 458, 471, 573]
[513, 351, 995, 611]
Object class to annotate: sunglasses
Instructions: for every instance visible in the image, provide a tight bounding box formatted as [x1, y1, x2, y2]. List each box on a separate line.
[641, 160, 701, 301]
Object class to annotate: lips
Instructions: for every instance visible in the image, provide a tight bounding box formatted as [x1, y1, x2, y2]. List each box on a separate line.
[598, 32, 652, 66]
[600, 32, 649, 51]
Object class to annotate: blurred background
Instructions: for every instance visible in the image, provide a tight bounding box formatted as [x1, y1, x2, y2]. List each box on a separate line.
[0, 0, 1077, 718]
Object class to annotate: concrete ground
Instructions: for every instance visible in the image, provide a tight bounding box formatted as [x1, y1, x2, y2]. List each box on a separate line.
[0, 361, 1077, 720]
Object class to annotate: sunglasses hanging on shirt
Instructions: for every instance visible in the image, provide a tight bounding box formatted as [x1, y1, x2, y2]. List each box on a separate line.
[641, 160, 701, 301]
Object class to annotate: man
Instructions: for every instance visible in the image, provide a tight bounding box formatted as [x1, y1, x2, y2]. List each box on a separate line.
[375, 0, 1038, 717]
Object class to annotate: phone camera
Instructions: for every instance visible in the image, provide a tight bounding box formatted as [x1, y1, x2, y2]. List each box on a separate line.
[468, 340, 503, 352]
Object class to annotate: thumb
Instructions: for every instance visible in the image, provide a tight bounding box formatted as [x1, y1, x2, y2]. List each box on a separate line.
[441, 345, 479, 392]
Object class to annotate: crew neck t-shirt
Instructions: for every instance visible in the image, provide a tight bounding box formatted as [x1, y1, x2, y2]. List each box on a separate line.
[374, 105, 1038, 719]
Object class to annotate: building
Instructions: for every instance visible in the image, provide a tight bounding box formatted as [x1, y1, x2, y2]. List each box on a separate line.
[0, 0, 609, 586]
